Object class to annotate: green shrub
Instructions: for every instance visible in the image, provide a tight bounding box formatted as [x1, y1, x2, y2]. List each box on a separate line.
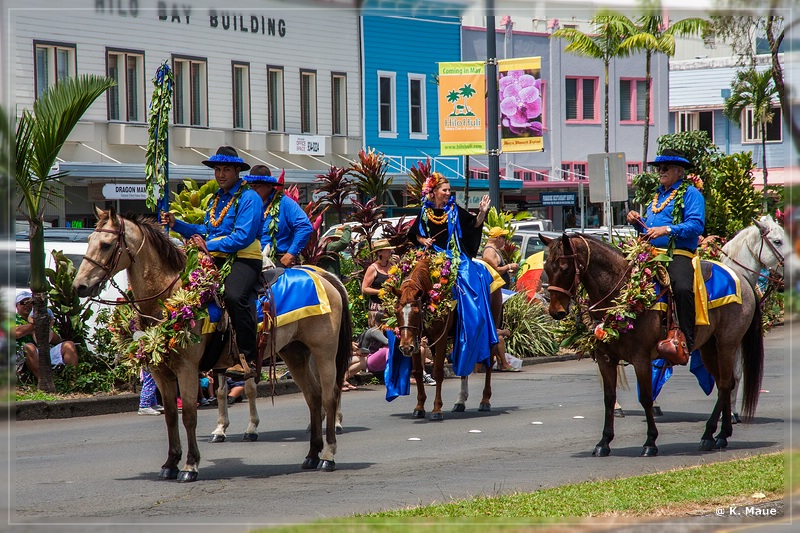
[501, 293, 559, 358]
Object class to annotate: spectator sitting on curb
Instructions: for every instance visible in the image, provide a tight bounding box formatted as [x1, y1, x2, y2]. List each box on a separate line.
[15, 291, 79, 382]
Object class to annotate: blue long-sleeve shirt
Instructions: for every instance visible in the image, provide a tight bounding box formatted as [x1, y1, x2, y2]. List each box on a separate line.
[172, 179, 263, 259]
[260, 193, 313, 256]
[639, 179, 705, 252]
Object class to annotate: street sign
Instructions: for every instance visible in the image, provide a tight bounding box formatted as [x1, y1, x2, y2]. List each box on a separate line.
[101, 183, 159, 200]
[541, 192, 577, 206]
[587, 152, 627, 203]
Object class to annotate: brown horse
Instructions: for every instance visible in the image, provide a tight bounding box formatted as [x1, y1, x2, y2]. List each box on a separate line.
[541, 233, 764, 456]
[393, 256, 502, 420]
[73, 207, 351, 481]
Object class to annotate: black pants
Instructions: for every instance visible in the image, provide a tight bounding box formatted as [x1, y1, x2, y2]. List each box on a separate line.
[668, 254, 695, 350]
[215, 257, 261, 363]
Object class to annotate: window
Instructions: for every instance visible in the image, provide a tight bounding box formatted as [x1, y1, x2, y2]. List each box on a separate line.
[331, 73, 347, 136]
[267, 66, 284, 132]
[561, 162, 587, 180]
[741, 106, 782, 144]
[627, 163, 641, 176]
[514, 170, 548, 182]
[619, 78, 650, 123]
[106, 49, 145, 122]
[173, 56, 208, 126]
[300, 70, 317, 134]
[408, 74, 427, 138]
[378, 71, 397, 136]
[676, 111, 713, 138]
[565, 77, 597, 122]
[232, 62, 250, 130]
[34, 42, 76, 99]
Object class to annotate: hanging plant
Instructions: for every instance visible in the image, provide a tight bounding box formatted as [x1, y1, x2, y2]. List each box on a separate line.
[145, 62, 174, 211]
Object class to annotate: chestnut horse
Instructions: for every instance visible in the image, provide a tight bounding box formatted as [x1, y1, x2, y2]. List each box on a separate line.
[393, 256, 502, 420]
[541, 233, 763, 456]
[73, 207, 351, 481]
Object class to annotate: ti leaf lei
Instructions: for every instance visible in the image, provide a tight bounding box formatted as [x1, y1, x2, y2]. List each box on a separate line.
[145, 62, 174, 211]
[554, 239, 671, 355]
[109, 244, 229, 377]
[264, 189, 283, 259]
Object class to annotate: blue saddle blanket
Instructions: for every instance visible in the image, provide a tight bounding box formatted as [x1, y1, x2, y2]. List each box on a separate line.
[256, 266, 331, 327]
[654, 260, 741, 310]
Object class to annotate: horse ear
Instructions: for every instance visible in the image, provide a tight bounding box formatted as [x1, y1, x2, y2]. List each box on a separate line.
[93, 205, 107, 220]
[561, 232, 572, 254]
[539, 233, 553, 246]
[108, 205, 117, 220]
[753, 217, 766, 233]
[391, 286, 402, 297]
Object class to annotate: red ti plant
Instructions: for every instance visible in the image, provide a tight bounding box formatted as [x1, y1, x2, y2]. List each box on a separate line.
[350, 147, 393, 206]
[381, 216, 415, 256]
[406, 158, 433, 207]
[315, 165, 354, 223]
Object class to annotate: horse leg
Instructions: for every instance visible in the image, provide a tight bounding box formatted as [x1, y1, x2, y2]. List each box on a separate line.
[632, 357, 659, 457]
[319, 361, 341, 472]
[176, 370, 200, 482]
[703, 341, 734, 450]
[210, 370, 230, 443]
[428, 337, 447, 421]
[452, 376, 468, 412]
[412, 348, 427, 419]
[151, 372, 181, 479]
[285, 354, 325, 469]
[241, 377, 260, 442]
[593, 358, 618, 457]
[730, 347, 743, 424]
[478, 363, 492, 412]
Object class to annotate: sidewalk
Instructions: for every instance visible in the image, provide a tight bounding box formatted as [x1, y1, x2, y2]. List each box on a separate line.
[14, 352, 581, 421]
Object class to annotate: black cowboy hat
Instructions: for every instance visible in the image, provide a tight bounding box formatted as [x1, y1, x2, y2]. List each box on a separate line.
[647, 148, 693, 170]
[242, 164, 279, 185]
[201, 146, 250, 171]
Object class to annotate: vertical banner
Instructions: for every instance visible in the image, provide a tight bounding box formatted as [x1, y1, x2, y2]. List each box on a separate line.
[438, 61, 486, 155]
[497, 57, 543, 153]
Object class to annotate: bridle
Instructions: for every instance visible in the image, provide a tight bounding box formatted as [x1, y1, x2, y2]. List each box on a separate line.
[720, 222, 785, 287]
[547, 235, 591, 299]
[396, 296, 424, 352]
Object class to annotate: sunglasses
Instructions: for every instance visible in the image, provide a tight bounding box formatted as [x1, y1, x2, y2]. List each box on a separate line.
[654, 165, 674, 172]
[19, 299, 32, 306]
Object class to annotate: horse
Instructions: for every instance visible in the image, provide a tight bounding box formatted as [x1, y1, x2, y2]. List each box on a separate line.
[73, 207, 351, 481]
[719, 216, 784, 423]
[540, 232, 764, 456]
[393, 256, 503, 420]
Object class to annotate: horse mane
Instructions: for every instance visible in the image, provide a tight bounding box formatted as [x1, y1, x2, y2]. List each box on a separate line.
[97, 211, 187, 273]
[563, 233, 624, 261]
[722, 225, 758, 260]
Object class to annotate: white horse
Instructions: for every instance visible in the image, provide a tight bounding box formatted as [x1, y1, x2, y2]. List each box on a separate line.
[721, 215, 785, 423]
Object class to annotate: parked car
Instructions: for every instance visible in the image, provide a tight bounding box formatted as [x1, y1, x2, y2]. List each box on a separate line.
[321, 216, 414, 243]
[16, 228, 95, 242]
[565, 226, 639, 243]
[511, 219, 554, 232]
[509, 230, 561, 262]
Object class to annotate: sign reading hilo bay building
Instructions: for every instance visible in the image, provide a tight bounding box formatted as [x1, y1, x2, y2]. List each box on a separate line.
[498, 57, 543, 153]
[438, 61, 486, 155]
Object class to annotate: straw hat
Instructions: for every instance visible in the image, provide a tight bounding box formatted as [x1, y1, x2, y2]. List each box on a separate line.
[371, 239, 395, 253]
[487, 226, 509, 239]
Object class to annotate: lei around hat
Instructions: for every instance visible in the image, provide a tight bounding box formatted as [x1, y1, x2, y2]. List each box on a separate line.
[647, 148, 693, 169]
[242, 164, 279, 185]
[202, 146, 251, 171]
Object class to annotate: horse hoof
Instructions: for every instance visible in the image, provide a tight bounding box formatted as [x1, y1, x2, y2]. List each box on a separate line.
[592, 445, 610, 457]
[209, 434, 226, 443]
[335, 426, 343, 435]
[478, 403, 491, 412]
[732, 413, 742, 424]
[177, 470, 198, 483]
[641, 446, 658, 457]
[715, 438, 728, 449]
[699, 439, 715, 451]
[613, 408, 624, 418]
[302, 457, 320, 470]
[242, 433, 258, 442]
[412, 410, 426, 419]
[451, 404, 465, 413]
[158, 467, 179, 480]
[653, 406, 663, 417]
[430, 412, 444, 421]
[321, 460, 336, 472]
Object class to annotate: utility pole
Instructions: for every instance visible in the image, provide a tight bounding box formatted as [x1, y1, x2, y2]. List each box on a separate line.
[486, 0, 500, 210]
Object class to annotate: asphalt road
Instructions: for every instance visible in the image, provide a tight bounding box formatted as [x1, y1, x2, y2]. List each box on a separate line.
[6, 325, 792, 531]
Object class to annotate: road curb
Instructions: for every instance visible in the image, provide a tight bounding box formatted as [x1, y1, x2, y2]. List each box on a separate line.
[15, 353, 581, 420]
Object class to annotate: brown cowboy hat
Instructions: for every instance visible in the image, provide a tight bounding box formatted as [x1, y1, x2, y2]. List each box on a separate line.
[201, 146, 250, 171]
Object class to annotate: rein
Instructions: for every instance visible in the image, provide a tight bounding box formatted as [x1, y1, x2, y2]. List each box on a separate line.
[547, 235, 592, 299]
[719, 224, 784, 287]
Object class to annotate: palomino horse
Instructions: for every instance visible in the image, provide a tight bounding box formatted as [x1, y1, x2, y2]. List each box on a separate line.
[541, 233, 764, 456]
[720, 216, 784, 423]
[73, 207, 351, 481]
[393, 256, 502, 420]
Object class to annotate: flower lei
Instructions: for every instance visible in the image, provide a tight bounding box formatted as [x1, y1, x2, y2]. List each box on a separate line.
[208, 183, 248, 228]
[379, 244, 460, 329]
[109, 244, 225, 377]
[554, 239, 670, 355]
[422, 196, 456, 227]
[263, 188, 283, 258]
[145, 62, 174, 211]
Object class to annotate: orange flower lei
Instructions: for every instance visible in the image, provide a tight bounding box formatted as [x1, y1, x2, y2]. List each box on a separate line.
[650, 188, 678, 214]
[208, 194, 234, 227]
[424, 208, 449, 225]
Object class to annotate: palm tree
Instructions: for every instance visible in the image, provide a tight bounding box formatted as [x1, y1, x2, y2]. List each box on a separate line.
[619, 3, 706, 166]
[723, 67, 778, 207]
[551, 14, 636, 152]
[446, 90, 460, 115]
[16, 74, 115, 391]
[459, 83, 476, 115]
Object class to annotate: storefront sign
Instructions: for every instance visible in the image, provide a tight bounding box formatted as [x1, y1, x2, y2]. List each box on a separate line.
[290, 135, 326, 156]
[540, 192, 576, 206]
[101, 183, 158, 200]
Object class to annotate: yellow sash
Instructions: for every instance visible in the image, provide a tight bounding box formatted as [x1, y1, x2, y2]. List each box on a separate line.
[653, 248, 709, 326]
[473, 259, 505, 293]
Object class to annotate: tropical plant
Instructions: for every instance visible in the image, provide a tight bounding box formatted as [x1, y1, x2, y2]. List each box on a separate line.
[45, 250, 93, 346]
[406, 158, 433, 207]
[618, 2, 706, 164]
[501, 293, 559, 358]
[723, 67, 779, 206]
[551, 14, 636, 152]
[15, 74, 115, 392]
[350, 148, 393, 207]
[314, 165, 354, 223]
[168, 178, 219, 225]
[347, 197, 385, 252]
[144, 62, 173, 211]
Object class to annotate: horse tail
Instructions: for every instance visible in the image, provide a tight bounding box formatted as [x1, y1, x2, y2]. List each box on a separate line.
[317, 270, 352, 389]
[740, 298, 764, 421]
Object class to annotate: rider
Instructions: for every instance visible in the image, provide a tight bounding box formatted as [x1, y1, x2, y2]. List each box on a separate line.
[161, 146, 263, 380]
[406, 173, 498, 375]
[244, 164, 312, 267]
[626, 148, 705, 351]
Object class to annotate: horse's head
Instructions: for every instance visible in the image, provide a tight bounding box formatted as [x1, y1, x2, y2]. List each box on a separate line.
[541, 233, 582, 320]
[753, 215, 786, 277]
[394, 257, 432, 357]
[73, 206, 135, 298]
